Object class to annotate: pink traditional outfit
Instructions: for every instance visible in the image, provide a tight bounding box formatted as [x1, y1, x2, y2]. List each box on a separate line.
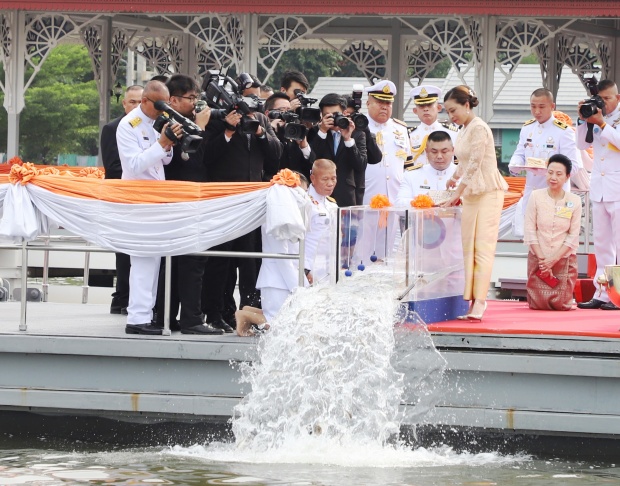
[524, 189, 582, 310]
[453, 116, 508, 302]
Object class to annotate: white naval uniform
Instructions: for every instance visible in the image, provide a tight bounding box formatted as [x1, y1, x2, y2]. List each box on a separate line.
[304, 185, 338, 285]
[395, 162, 463, 296]
[396, 162, 457, 207]
[576, 107, 620, 302]
[509, 115, 580, 237]
[409, 120, 459, 166]
[362, 118, 411, 259]
[116, 105, 173, 325]
[256, 187, 311, 321]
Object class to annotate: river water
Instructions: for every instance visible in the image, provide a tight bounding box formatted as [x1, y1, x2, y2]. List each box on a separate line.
[3, 272, 620, 484]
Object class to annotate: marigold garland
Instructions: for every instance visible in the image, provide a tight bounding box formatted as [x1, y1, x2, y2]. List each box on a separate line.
[369, 194, 391, 209]
[410, 194, 434, 208]
[271, 168, 300, 187]
[7, 156, 24, 166]
[369, 194, 392, 228]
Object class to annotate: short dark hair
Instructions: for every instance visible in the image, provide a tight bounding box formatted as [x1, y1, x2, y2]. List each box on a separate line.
[531, 88, 554, 102]
[444, 85, 479, 108]
[319, 93, 346, 111]
[281, 70, 309, 91]
[264, 92, 290, 112]
[427, 130, 452, 144]
[166, 74, 199, 97]
[150, 74, 169, 83]
[598, 79, 616, 92]
[294, 171, 309, 187]
[547, 153, 572, 175]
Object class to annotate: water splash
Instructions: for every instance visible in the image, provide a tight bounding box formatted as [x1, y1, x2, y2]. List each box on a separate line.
[231, 270, 446, 455]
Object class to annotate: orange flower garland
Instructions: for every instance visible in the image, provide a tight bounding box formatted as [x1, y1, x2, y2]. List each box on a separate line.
[410, 194, 434, 208]
[271, 168, 301, 187]
[369, 194, 392, 228]
[369, 194, 391, 209]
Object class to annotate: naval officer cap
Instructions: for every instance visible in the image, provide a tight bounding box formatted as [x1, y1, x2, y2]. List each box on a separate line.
[410, 85, 442, 105]
[364, 80, 396, 102]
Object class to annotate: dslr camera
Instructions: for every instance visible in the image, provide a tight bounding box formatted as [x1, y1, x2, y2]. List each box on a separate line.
[330, 112, 351, 129]
[268, 110, 307, 141]
[579, 76, 605, 119]
[293, 89, 322, 124]
[348, 84, 369, 130]
[201, 70, 263, 135]
[152, 100, 204, 154]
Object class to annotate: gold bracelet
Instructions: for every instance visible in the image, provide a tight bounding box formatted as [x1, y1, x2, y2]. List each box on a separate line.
[600, 122, 607, 130]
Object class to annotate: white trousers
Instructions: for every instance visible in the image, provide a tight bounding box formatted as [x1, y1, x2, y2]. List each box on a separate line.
[592, 200, 620, 302]
[260, 287, 290, 322]
[127, 256, 160, 324]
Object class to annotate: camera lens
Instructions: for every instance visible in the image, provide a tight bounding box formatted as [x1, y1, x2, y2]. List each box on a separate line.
[195, 100, 208, 113]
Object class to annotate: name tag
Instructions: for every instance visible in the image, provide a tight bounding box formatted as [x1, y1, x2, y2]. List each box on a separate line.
[556, 207, 573, 219]
[420, 185, 430, 190]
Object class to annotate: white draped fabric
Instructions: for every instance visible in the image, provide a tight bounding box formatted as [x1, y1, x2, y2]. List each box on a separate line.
[0, 181, 308, 257]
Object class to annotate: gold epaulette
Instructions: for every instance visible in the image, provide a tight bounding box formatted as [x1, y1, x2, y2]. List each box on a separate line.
[326, 196, 337, 204]
[440, 121, 459, 132]
[407, 125, 418, 134]
[553, 119, 569, 130]
[523, 118, 536, 126]
[406, 163, 424, 171]
[393, 118, 408, 127]
[128, 117, 142, 128]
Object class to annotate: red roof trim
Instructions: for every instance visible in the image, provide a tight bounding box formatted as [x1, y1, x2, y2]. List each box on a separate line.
[1, 0, 620, 16]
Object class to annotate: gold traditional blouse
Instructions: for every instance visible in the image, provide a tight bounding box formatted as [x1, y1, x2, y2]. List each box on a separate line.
[524, 189, 582, 255]
[454, 116, 509, 196]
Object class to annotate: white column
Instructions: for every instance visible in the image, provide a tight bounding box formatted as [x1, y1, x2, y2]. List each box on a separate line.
[475, 16, 496, 122]
[243, 13, 259, 77]
[4, 11, 26, 159]
[389, 19, 403, 119]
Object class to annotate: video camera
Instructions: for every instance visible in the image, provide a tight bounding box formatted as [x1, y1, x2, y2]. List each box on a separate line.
[579, 77, 605, 119]
[580, 76, 605, 144]
[152, 100, 204, 154]
[293, 88, 322, 124]
[201, 70, 263, 135]
[348, 84, 369, 130]
[268, 110, 307, 141]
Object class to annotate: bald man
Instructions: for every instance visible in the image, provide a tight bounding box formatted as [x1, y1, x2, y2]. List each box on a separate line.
[116, 80, 182, 335]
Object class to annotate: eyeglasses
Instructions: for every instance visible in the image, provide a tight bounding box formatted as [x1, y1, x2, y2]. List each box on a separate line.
[174, 95, 199, 104]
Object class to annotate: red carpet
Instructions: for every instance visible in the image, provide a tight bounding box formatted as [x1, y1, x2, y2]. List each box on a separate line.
[427, 300, 620, 339]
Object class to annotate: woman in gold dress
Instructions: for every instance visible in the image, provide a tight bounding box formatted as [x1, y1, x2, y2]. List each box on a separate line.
[441, 86, 508, 320]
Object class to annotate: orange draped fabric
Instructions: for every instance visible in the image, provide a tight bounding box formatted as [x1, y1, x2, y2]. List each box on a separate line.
[0, 163, 92, 175]
[504, 176, 525, 196]
[0, 173, 270, 204]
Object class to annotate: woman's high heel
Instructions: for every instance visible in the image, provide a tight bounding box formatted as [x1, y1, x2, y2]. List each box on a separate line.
[457, 302, 474, 320]
[468, 301, 488, 321]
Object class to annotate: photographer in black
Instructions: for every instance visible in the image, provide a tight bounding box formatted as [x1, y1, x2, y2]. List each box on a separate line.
[308, 93, 367, 207]
[344, 92, 383, 205]
[152, 74, 224, 335]
[280, 70, 310, 111]
[201, 81, 283, 332]
[264, 92, 315, 180]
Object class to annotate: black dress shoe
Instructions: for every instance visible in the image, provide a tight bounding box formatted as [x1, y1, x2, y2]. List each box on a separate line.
[110, 306, 128, 315]
[180, 324, 225, 335]
[209, 317, 234, 333]
[576, 299, 606, 309]
[125, 324, 163, 335]
[601, 301, 620, 310]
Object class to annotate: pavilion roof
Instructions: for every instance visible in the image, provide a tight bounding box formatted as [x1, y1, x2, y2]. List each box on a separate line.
[1, 0, 620, 16]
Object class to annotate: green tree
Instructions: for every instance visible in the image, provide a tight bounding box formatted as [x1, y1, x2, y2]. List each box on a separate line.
[0, 44, 101, 162]
[259, 48, 343, 89]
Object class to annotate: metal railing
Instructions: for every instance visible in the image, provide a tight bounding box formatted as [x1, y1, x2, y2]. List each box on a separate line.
[0, 235, 305, 335]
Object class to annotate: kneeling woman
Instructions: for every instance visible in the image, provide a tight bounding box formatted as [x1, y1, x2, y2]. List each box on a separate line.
[524, 154, 582, 310]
